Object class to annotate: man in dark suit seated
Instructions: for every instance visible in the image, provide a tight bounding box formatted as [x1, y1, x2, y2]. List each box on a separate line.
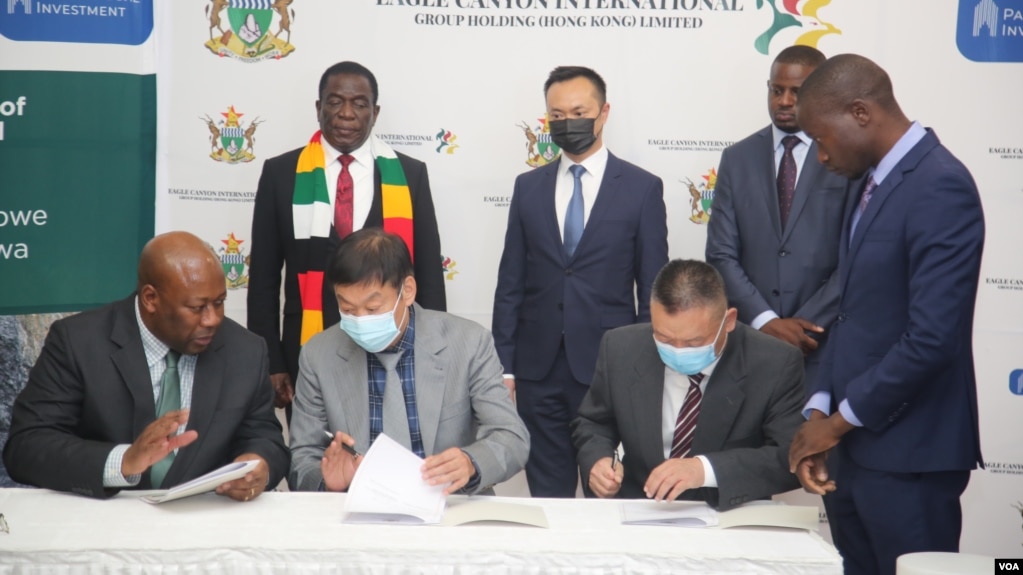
[572, 259, 803, 510]
[3, 232, 289, 500]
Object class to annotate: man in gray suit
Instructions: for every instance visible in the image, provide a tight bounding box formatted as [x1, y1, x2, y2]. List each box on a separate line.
[706, 45, 852, 391]
[572, 260, 803, 510]
[289, 228, 529, 494]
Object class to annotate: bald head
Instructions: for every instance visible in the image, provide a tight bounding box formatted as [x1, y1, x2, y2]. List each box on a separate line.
[137, 231, 226, 355]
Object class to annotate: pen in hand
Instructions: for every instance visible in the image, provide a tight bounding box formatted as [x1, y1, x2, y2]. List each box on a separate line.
[611, 449, 620, 471]
[324, 431, 361, 458]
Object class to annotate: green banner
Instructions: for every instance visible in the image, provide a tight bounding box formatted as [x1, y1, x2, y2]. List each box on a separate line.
[0, 71, 155, 314]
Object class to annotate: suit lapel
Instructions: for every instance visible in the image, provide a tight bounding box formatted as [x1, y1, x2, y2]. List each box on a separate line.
[109, 297, 157, 437]
[755, 129, 783, 241]
[168, 338, 226, 485]
[534, 164, 564, 263]
[629, 340, 669, 467]
[335, 331, 372, 453]
[780, 142, 822, 243]
[692, 329, 746, 454]
[410, 305, 446, 456]
[571, 153, 622, 262]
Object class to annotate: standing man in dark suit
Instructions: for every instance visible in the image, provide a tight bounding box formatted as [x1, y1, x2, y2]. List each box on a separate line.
[493, 66, 669, 497]
[787, 54, 985, 575]
[706, 45, 851, 392]
[248, 61, 445, 414]
[3, 232, 289, 499]
[572, 260, 803, 509]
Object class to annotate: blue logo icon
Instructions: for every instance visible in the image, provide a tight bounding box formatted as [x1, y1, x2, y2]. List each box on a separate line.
[957, 0, 1023, 62]
[0, 0, 153, 45]
[1011, 370, 1023, 395]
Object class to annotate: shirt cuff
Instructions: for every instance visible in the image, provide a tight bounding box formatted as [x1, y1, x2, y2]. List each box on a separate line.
[695, 455, 717, 488]
[502, 374, 514, 379]
[838, 399, 864, 427]
[458, 450, 483, 493]
[803, 392, 832, 420]
[751, 310, 780, 331]
[103, 444, 142, 488]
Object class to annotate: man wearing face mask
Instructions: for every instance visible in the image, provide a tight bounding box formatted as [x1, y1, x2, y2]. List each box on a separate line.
[493, 66, 668, 498]
[289, 228, 529, 494]
[572, 260, 803, 509]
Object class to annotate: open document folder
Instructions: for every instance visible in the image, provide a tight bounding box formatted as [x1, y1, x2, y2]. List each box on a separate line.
[621, 500, 818, 530]
[341, 433, 447, 524]
[141, 459, 260, 504]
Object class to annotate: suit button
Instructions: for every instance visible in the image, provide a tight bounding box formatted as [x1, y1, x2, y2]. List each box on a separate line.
[565, 269, 573, 276]
[771, 289, 780, 296]
[778, 250, 789, 257]
[837, 313, 847, 322]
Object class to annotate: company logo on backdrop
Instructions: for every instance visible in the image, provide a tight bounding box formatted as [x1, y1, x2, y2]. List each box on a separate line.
[517, 117, 560, 168]
[1011, 369, 1023, 395]
[754, 0, 841, 55]
[985, 461, 1023, 475]
[483, 195, 512, 208]
[218, 233, 249, 289]
[989, 146, 1023, 160]
[647, 137, 734, 153]
[0, 0, 153, 45]
[683, 168, 716, 224]
[168, 188, 255, 203]
[204, 0, 296, 62]
[957, 0, 1023, 62]
[441, 255, 459, 280]
[435, 129, 460, 154]
[202, 106, 262, 164]
[985, 276, 1023, 292]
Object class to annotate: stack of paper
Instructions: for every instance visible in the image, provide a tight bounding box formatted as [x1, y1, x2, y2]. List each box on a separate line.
[141, 459, 260, 504]
[620, 500, 817, 530]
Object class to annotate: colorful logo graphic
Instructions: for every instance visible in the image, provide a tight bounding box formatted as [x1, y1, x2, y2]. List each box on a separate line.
[441, 255, 459, 280]
[684, 168, 716, 225]
[517, 116, 560, 168]
[0, 0, 153, 45]
[219, 232, 249, 289]
[203, 106, 262, 164]
[1011, 369, 1023, 395]
[436, 129, 459, 154]
[957, 0, 1023, 62]
[754, 0, 840, 55]
[204, 0, 296, 62]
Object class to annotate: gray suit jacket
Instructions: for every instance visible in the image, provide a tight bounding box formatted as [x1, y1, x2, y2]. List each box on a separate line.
[289, 304, 529, 493]
[705, 126, 854, 388]
[572, 323, 804, 510]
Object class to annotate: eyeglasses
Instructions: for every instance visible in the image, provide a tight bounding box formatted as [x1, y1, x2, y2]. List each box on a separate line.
[0, 513, 9, 534]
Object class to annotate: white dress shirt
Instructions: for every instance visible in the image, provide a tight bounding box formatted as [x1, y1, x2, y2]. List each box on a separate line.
[321, 136, 375, 233]
[661, 354, 722, 488]
[554, 145, 609, 238]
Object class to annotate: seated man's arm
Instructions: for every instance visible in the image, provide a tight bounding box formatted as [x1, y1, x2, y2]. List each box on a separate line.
[701, 346, 804, 510]
[226, 340, 289, 490]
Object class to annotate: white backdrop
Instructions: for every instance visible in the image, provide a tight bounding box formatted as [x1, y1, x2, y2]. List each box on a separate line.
[151, 0, 1022, 557]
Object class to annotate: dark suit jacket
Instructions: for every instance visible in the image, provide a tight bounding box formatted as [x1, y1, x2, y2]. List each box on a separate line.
[706, 126, 853, 388]
[247, 146, 445, 379]
[2, 297, 289, 498]
[492, 152, 668, 384]
[572, 323, 804, 510]
[817, 129, 984, 473]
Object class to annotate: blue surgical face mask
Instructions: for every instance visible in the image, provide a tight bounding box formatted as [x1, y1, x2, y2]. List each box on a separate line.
[655, 312, 727, 375]
[338, 287, 407, 353]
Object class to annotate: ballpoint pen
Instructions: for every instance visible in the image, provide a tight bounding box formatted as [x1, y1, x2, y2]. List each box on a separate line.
[324, 431, 361, 458]
[611, 449, 620, 471]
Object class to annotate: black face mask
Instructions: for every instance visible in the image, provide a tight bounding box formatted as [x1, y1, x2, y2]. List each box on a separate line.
[549, 118, 597, 156]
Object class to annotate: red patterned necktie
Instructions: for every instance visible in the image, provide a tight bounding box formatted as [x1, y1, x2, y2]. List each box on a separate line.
[335, 154, 355, 239]
[670, 373, 705, 459]
[777, 135, 801, 230]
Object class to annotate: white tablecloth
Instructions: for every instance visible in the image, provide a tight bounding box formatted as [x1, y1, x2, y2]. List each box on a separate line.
[0, 488, 842, 574]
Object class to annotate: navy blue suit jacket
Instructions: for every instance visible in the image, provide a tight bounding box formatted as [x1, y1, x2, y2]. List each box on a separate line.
[818, 129, 984, 473]
[493, 152, 668, 385]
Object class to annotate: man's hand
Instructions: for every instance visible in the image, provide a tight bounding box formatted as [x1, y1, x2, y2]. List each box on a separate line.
[503, 377, 515, 403]
[761, 317, 823, 355]
[422, 447, 476, 495]
[121, 409, 197, 477]
[788, 410, 853, 473]
[588, 456, 624, 498]
[321, 431, 361, 492]
[793, 452, 836, 496]
[215, 454, 270, 501]
[270, 373, 294, 409]
[644, 457, 705, 502]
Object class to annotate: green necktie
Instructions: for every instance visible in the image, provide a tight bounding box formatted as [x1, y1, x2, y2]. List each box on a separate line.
[150, 350, 181, 488]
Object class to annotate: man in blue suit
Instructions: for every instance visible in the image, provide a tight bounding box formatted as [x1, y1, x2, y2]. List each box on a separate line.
[787, 54, 984, 575]
[493, 66, 669, 497]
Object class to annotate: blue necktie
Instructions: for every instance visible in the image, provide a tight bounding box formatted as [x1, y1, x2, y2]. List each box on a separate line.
[564, 164, 586, 258]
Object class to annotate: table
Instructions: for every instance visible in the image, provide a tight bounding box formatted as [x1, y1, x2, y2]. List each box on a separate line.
[0, 488, 842, 574]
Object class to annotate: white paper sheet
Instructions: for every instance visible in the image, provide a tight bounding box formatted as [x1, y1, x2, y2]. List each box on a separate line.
[341, 433, 447, 525]
[620, 500, 819, 530]
[140, 459, 260, 504]
[441, 499, 550, 528]
[620, 501, 720, 527]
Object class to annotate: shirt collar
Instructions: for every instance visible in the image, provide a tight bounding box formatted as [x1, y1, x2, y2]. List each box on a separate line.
[321, 134, 375, 169]
[134, 295, 170, 368]
[557, 144, 608, 180]
[869, 121, 926, 186]
[771, 125, 811, 151]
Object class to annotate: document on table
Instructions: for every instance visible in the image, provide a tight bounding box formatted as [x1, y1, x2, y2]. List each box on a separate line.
[621, 501, 818, 530]
[341, 433, 447, 525]
[441, 497, 550, 528]
[140, 459, 260, 504]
